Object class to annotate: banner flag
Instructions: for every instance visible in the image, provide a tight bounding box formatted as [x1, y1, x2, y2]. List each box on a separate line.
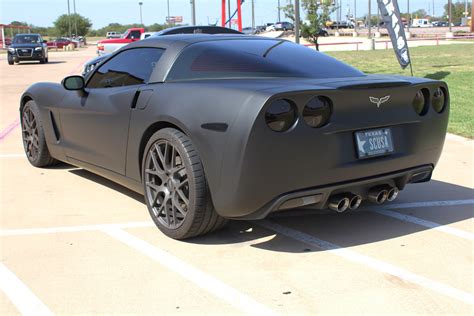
[377, 0, 411, 69]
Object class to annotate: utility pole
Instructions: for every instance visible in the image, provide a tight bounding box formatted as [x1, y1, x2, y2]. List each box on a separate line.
[138, 2, 143, 25]
[278, 0, 281, 22]
[228, 0, 231, 27]
[354, 0, 357, 31]
[251, 0, 255, 31]
[471, 0, 474, 32]
[67, 0, 72, 38]
[295, 0, 300, 44]
[73, 0, 77, 36]
[433, 0, 435, 17]
[448, 0, 452, 32]
[407, 0, 410, 32]
[167, 0, 170, 24]
[368, 0, 371, 39]
[191, 0, 196, 26]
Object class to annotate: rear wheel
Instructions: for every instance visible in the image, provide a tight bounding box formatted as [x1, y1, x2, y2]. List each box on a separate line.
[142, 128, 227, 239]
[21, 100, 58, 167]
[39, 58, 46, 64]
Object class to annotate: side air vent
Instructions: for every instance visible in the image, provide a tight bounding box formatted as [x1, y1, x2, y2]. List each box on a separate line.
[49, 111, 61, 142]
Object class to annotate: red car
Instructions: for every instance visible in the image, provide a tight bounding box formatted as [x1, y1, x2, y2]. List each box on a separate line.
[47, 38, 78, 49]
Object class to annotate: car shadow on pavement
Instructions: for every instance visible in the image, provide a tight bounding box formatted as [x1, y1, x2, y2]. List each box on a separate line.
[13, 61, 66, 65]
[65, 167, 473, 253]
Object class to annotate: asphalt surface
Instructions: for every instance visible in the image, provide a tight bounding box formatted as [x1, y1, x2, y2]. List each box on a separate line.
[0, 46, 473, 315]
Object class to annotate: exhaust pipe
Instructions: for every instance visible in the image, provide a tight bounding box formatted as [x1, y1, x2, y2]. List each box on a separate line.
[328, 195, 350, 213]
[348, 194, 362, 210]
[368, 186, 389, 204]
[387, 186, 400, 202]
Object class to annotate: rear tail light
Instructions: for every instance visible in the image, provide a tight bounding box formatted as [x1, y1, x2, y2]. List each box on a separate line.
[265, 99, 298, 132]
[432, 87, 447, 113]
[302, 96, 332, 128]
[412, 88, 429, 116]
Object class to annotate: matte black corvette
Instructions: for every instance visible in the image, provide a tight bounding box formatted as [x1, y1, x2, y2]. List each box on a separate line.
[20, 35, 449, 239]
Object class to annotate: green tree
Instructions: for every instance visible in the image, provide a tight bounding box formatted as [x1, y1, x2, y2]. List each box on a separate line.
[444, 1, 472, 23]
[300, 0, 336, 51]
[412, 9, 428, 18]
[53, 14, 92, 36]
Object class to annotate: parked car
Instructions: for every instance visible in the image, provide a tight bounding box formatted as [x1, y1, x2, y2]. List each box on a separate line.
[328, 20, 354, 29]
[81, 54, 110, 78]
[141, 32, 157, 40]
[412, 19, 432, 28]
[97, 27, 144, 55]
[47, 37, 78, 49]
[266, 24, 276, 31]
[7, 33, 48, 65]
[153, 25, 242, 36]
[21, 35, 449, 239]
[0, 36, 12, 46]
[241, 27, 256, 35]
[274, 22, 294, 31]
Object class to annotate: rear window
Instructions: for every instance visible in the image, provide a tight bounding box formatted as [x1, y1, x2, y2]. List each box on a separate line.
[166, 39, 364, 81]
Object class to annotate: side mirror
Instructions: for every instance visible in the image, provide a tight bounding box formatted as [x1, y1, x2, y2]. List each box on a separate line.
[62, 75, 85, 91]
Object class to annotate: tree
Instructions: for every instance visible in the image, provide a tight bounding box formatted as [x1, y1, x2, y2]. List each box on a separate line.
[53, 14, 92, 36]
[411, 9, 428, 18]
[444, 1, 472, 23]
[300, 0, 336, 51]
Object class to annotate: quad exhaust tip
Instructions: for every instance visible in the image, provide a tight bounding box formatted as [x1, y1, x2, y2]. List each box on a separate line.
[328, 195, 350, 213]
[387, 186, 399, 202]
[348, 194, 362, 210]
[368, 187, 389, 204]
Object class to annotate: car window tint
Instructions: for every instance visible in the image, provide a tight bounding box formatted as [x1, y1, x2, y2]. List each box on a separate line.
[87, 48, 164, 89]
[167, 40, 364, 81]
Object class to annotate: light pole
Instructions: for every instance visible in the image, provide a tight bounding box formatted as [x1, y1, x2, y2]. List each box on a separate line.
[354, 0, 357, 31]
[67, 0, 72, 38]
[448, 0, 452, 32]
[368, 0, 371, 39]
[251, 0, 255, 31]
[407, 0, 410, 32]
[278, 0, 281, 22]
[295, 0, 300, 43]
[138, 2, 143, 25]
[191, 0, 196, 26]
[167, 0, 170, 24]
[73, 0, 77, 36]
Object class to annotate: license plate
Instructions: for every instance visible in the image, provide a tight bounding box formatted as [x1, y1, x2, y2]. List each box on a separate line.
[355, 128, 394, 159]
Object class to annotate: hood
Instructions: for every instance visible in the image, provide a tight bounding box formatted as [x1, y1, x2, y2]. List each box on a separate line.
[10, 43, 42, 49]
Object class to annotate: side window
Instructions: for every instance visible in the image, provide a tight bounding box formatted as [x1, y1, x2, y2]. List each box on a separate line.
[128, 31, 141, 39]
[87, 48, 164, 89]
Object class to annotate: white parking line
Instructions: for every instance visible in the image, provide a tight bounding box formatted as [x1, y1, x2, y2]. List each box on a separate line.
[257, 220, 474, 306]
[102, 227, 277, 316]
[0, 221, 154, 237]
[0, 262, 53, 316]
[0, 153, 24, 158]
[380, 199, 474, 210]
[373, 209, 474, 241]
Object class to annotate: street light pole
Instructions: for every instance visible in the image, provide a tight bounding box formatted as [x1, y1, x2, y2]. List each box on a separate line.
[278, 0, 281, 22]
[295, 0, 300, 44]
[407, 0, 410, 32]
[67, 0, 72, 38]
[73, 0, 77, 36]
[354, 0, 357, 31]
[251, 0, 255, 31]
[448, 0, 452, 32]
[191, 0, 196, 26]
[167, 0, 170, 24]
[138, 2, 143, 25]
[368, 0, 371, 39]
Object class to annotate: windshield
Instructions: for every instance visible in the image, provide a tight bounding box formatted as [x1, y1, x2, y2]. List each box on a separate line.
[13, 35, 40, 44]
[167, 39, 365, 81]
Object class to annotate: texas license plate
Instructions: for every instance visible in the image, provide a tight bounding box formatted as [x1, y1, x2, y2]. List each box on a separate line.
[355, 128, 394, 159]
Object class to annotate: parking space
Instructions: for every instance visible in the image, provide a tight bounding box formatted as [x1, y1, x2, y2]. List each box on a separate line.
[1, 46, 473, 314]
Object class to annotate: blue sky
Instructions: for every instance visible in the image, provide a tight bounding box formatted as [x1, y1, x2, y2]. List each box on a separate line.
[0, 0, 448, 29]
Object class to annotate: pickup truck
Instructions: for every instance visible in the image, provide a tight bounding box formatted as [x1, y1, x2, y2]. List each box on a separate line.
[97, 27, 144, 55]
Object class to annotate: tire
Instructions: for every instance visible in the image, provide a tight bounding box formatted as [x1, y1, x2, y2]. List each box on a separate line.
[45, 57, 49, 63]
[142, 128, 227, 239]
[40, 58, 45, 64]
[21, 100, 58, 167]
[7, 56, 14, 65]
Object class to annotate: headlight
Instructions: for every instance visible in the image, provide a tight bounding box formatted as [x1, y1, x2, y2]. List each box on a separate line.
[432, 87, 447, 113]
[265, 99, 298, 132]
[412, 88, 429, 116]
[302, 96, 332, 128]
[8, 47, 15, 52]
[35, 47, 43, 51]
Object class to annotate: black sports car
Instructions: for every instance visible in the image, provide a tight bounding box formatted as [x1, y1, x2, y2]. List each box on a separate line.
[8, 33, 49, 65]
[20, 35, 449, 239]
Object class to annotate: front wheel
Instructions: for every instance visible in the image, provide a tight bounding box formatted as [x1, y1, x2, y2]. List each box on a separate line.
[21, 100, 58, 167]
[142, 128, 227, 239]
[7, 57, 14, 65]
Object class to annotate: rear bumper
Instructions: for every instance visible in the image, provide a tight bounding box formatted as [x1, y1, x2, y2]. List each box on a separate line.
[229, 164, 433, 220]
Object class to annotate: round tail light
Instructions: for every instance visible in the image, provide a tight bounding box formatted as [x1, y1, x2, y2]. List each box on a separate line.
[265, 99, 298, 132]
[302, 96, 332, 128]
[412, 88, 429, 116]
[432, 87, 447, 113]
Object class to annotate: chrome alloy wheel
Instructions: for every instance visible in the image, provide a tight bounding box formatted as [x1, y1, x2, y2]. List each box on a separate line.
[144, 140, 190, 229]
[21, 105, 40, 161]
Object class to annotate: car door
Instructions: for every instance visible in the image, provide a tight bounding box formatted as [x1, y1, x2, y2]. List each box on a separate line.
[59, 47, 165, 174]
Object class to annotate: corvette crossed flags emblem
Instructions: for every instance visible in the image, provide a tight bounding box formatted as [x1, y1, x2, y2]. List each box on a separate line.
[369, 95, 391, 108]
